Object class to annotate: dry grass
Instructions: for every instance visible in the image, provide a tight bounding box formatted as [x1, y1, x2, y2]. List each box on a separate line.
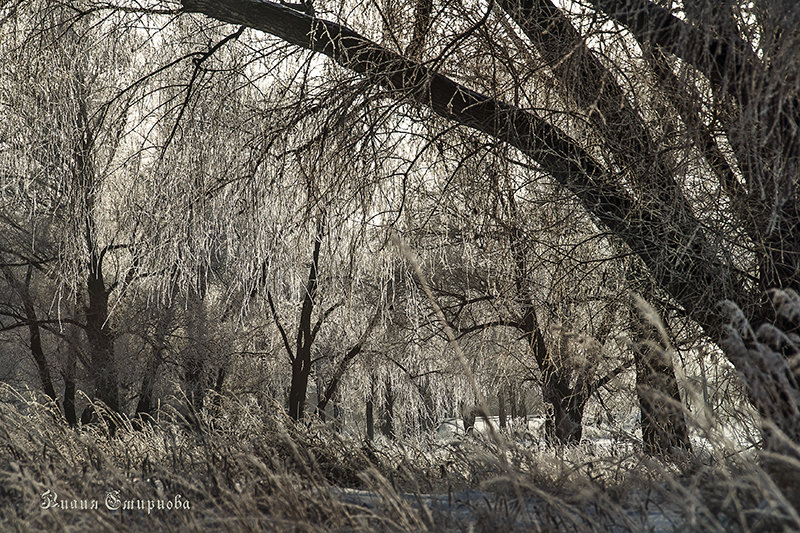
[0, 385, 797, 532]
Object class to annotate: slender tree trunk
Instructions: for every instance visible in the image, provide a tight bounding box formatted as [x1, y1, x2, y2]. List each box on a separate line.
[211, 365, 227, 412]
[288, 353, 312, 420]
[24, 300, 58, 404]
[509, 383, 518, 421]
[63, 347, 78, 426]
[498, 387, 507, 429]
[381, 378, 395, 439]
[284, 217, 325, 421]
[366, 394, 374, 442]
[316, 343, 363, 414]
[184, 282, 210, 413]
[332, 398, 343, 432]
[416, 376, 437, 432]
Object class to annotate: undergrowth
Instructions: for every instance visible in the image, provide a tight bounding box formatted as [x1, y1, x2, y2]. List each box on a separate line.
[0, 385, 797, 532]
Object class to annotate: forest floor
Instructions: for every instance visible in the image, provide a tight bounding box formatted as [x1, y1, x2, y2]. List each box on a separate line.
[1, 389, 797, 532]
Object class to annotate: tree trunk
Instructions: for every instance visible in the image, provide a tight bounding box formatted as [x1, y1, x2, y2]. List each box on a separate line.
[184, 284, 210, 413]
[509, 383, 518, 421]
[366, 397, 374, 442]
[381, 378, 395, 439]
[24, 298, 57, 404]
[85, 271, 119, 415]
[521, 302, 587, 444]
[628, 268, 691, 456]
[62, 324, 81, 426]
[288, 350, 312, 420]
[282, 217, 325, 421]
[463, 404, 477, 435]
[633, 339, 690, 455]
[498, 387, 507, 429]
[63, 356, 77, 427]
[135, 351, 161, 419]
[542, 371, 587, 444]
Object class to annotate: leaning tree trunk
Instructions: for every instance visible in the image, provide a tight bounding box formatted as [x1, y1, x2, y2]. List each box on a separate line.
[181, 0, 800, 453]
[182, 0, 800, 504]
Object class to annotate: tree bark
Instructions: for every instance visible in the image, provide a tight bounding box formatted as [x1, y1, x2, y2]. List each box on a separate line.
[366, 381, 375, 442]
[498, 387, 507, 429]
[632, 336, 690, 456]
[628, 267, 691, 456]
[85, 269, 119, 414]
[135, 351, 161, 419]
[288, 350, 313, 420]
[286, 221, 324, 420]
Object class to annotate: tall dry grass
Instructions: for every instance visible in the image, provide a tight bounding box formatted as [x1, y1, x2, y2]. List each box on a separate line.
[0, 383, 798, 532]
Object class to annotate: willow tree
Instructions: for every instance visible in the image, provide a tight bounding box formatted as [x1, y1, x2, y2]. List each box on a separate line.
[174, 0, 800, 472]
[0, 5, 144, 418]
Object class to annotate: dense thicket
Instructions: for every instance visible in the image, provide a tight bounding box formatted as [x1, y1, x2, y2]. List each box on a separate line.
[1, 0, 798, 511]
